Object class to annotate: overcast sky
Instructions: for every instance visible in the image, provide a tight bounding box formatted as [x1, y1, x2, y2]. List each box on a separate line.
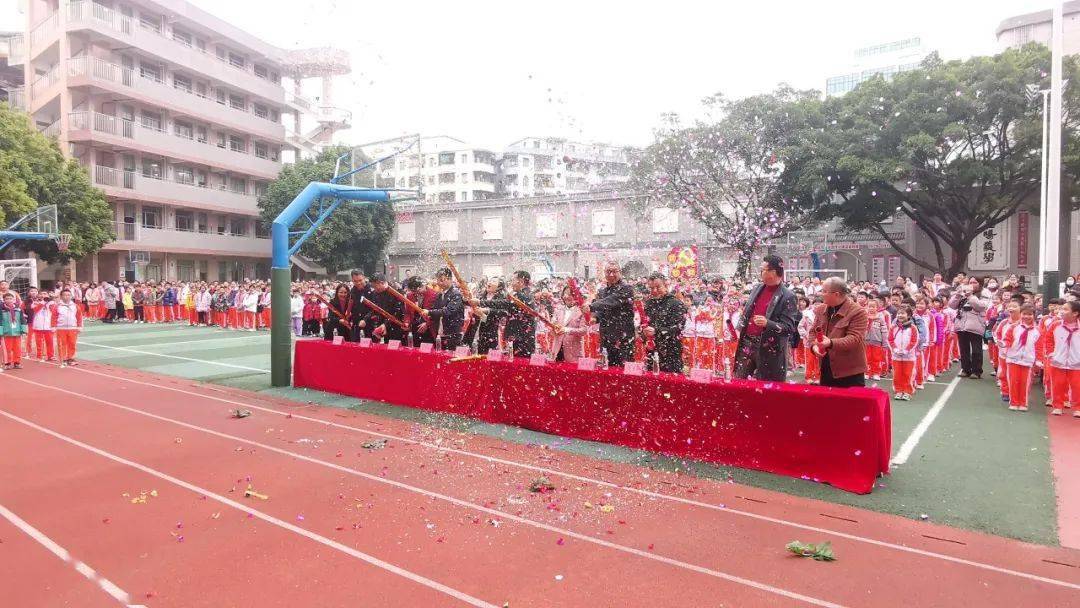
[3, 0, 1053, 149]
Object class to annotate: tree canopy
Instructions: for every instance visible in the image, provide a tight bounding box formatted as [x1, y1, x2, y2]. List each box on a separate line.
[257, 146, 395, 275]
[0, 103, 113, 262]
[630, 86, 827, 281]
[785, 46, 1080, 277]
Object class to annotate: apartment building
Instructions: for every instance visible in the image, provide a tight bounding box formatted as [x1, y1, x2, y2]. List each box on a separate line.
[996, 1, 1080, 54]
[501, 137, 634, 197]
[825, 37, 933, 96]
[12, 0, 291, 283]
[363, 135, 499, 204]
[358, 135, 635, 205]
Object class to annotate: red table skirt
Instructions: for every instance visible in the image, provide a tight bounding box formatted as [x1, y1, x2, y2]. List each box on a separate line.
[293, 341, 891, 493]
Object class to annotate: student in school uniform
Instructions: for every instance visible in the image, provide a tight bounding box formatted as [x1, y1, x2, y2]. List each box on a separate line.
[1037, 299, 1063, 405]
[797, 296, 820, 384]
[242, 288, 259, 331]
[1048, 300, 1080, 417]
[290, 289, 304, 337]
[930, 297, 947, 377]
[22, 287, 39, 359]
[720, 296, 743, 380]
[889, 306, 919, 401]
[1003, 305, 1040, 412]
[52, 288, 83, 367]
[30, 293, 55, 361]
[865, 298, 889, 381]
[1, 292, 27, 369]
[994, 300, 1022, 403]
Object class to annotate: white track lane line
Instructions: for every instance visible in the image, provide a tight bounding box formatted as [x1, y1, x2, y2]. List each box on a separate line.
[1, 375, 845, 608]
[77, 342, 269, 373]
[0, 502, 143, 607]
[39, 362, 1080, 592]
[0, 409, 500, 608]
[891, 377, 961, 466]
[81, 336, 268, 349]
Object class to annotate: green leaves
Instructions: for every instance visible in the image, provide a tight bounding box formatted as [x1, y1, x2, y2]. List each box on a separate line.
[0, 104, 112, 262]
[258, 146, 395, 275]
[786, 540, 836, 562]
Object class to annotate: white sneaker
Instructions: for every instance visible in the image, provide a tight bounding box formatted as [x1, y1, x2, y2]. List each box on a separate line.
[901, 393, 912, 401]
[1008, 405, 1019, 411]
[1052, 408, 1063, 416]
[871, 375, 882, 381]
[1074, 410, 1080, 418]
[928, 375, 936, 382]
[1018, 406, 1029, 412]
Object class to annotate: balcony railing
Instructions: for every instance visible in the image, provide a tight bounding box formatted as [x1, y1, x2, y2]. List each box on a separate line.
[29, 12, 59, 51]
[28, 65, 60, 99]
[6, 34, 25, 65]
[65, 57, 281, 132]
[40, 121, 60, 139]
[66, 1, 282, 87]
[6, 88, 25, 111]
[92, 165, 257, 198]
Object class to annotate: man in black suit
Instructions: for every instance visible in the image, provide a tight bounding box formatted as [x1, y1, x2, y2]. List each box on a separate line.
[421, 268, 464, 350]
[473, 270, 536, 357]
[368, 273, 405, 343]
[584, 262, 636, 366]
[733, 255, 798, 382]
[347, 269, 374, 341]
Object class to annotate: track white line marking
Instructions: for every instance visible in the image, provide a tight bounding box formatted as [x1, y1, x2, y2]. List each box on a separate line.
[0, 409, 498, 608]
[891, 377, 961, 466]
[82, 336, 269, 349]
[78, 342, 269, 373]
[39, 362, 1080, 592]
[2, 375, 845, 608]
[0, 502, 135, 606]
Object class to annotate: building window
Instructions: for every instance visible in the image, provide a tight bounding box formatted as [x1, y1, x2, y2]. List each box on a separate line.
[439, 219, 459, 241]
[197, 212, 208, 233]
[229, 135, 245, 153]
[460, 153, 468, 163]
[592, 209, 615, 236]
[461, 172, 469, 183]
[482, 217, 503, 240]
[255, 221, 271, 239]
[174, 120, 193, 139]
[253, 103, 268, 119]
[228, 94, 245, 110]
[438, 192, 455, 203]
[141, 206, 162, 229]
[439, 173, 455, 184]
[175, 210, 195, 232]
[174, 166, 194, 185]
[523, 157, 532, 168]
[438, 152, 455, 165]
[652, 207, 679, 233]
[535, 212, 557, 238]
[177, 260, 195, 282]
[229, 217, 246, 237]
[253, 142, 269, 159]
[139, 62, 161, 82]
[460, 192, 469, 202]
[398, 222, 416, 243]
[173, 74, 192, 93]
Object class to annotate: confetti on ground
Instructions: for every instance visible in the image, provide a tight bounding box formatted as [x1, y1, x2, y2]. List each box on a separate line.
[243, 485, 269, 500]
[231, 409, 252, 419]
[528, 476, 555, 493]
[599, 504, 615, 513]
[361, 438, 389, 450]
[785, 541, 836, 562]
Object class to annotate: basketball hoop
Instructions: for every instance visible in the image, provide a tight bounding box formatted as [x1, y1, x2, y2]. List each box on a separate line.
[53, 233, 72, 252]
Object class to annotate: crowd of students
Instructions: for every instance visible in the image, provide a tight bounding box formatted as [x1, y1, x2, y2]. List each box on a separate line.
[2, 268, 1079, 420]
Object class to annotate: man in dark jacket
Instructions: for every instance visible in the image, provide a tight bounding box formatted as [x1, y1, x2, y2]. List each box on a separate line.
[474, 270, 537, 357]
[733, 255, 798, 381]
[643, 273, 687, 372]
[422, 268, 464, 349]
[585, 263, 636, 366]
[367, 273, 405, 343]
[348, 269, 374, 341]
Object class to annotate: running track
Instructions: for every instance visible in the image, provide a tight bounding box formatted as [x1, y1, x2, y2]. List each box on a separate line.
[1, 360, 1078, 607]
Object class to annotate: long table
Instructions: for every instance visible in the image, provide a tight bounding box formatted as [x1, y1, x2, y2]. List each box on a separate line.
[293, 340, 891, 493]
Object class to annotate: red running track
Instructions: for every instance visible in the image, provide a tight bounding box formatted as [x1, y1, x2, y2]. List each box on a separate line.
[0, 359, 1078, 607]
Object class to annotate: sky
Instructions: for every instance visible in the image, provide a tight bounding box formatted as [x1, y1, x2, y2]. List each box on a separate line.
[1, 0, 1054, 149]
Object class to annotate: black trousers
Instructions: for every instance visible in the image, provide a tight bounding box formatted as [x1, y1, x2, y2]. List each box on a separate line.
[653, 338, 684, 373]
[957, 330, 984, 376]
[323, 320, 350, 341]
[439, 333, 462, 351]
[601, 334, 634, 367]
[820, 354, 866, 388]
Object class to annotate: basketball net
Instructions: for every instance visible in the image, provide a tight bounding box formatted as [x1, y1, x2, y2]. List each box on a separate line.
[53, 233, 72, 252]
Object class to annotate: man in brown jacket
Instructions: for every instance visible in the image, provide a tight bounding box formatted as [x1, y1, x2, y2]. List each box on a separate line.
[810, 277, 869, 387]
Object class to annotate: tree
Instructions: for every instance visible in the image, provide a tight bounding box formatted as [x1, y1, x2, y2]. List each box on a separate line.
[0, 103, 113, 262]
[630, 86, 827, 282]
[258, 146, 395, 275]
[785, 46, 1080, 278]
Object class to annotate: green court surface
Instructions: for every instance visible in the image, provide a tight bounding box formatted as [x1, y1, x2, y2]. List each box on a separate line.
[68, 321, 1059, 546]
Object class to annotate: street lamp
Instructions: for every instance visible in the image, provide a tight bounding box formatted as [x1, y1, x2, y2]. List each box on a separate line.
[1026, 84, 1051, 287]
